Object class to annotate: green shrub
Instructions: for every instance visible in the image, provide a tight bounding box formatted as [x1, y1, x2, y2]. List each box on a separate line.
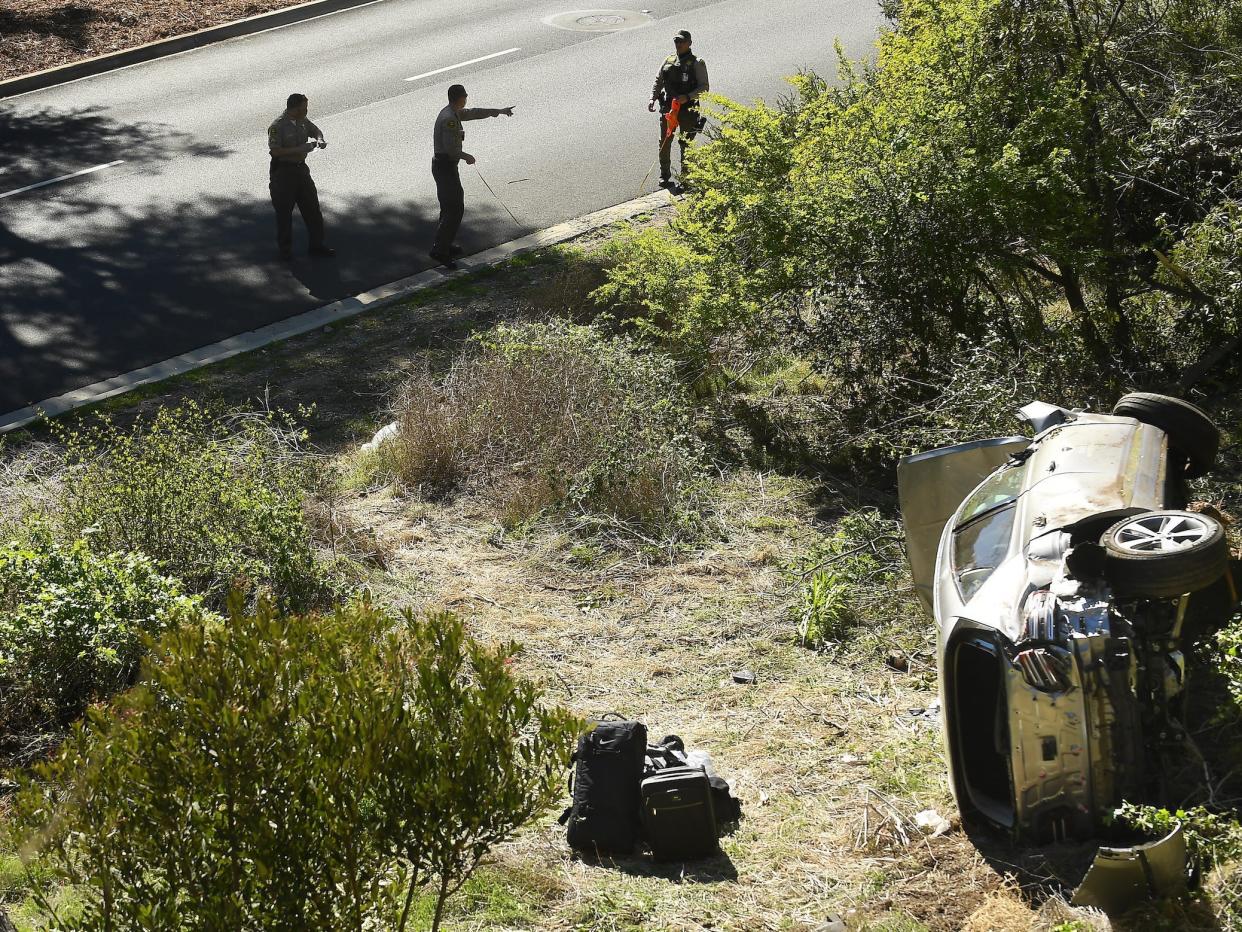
[382, 321, 707, 538]
[379, 611, 580, 931]
[789, 509, 921, 652]
[53, 403, 333, 611]
[11, 599, 579, 932]
[0, 538, 196, 738]
[597, 0, 1242, 438]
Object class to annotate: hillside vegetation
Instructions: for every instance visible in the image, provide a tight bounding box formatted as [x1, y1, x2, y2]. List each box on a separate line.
[2, 0, 1242, 929]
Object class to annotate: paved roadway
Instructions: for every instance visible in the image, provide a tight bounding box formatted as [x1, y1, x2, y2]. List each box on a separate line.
[0, 0, 882, 415]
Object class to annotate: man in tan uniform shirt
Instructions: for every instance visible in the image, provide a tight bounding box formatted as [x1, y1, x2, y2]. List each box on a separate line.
[267, 92, 334, 260]
[430, 83, 514, 269]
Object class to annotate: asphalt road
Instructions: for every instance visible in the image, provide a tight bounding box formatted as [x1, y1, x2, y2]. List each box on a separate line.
[0, 0, 883, 415]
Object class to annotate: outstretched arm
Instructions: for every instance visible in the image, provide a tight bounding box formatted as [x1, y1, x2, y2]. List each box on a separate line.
[460, 106, 515, 120]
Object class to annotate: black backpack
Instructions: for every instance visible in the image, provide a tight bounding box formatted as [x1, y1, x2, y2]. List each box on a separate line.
[560, 717, 647, 856]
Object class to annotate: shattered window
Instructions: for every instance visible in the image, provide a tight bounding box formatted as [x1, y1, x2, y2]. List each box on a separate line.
[952, 504, 1017, 602]
[955, 464, 1025, 528]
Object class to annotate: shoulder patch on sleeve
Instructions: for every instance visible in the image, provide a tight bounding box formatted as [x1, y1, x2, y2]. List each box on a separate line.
[446, 119, 459, 129]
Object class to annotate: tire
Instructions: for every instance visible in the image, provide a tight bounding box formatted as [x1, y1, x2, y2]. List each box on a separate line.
[1101, 510, 1229, 598]
[1111, 392, 1220, 479]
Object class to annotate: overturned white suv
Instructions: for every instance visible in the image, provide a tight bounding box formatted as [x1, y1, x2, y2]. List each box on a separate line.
[899, 394, 1239, 909]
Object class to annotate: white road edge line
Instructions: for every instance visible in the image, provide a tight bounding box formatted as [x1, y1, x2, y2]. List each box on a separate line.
[0, 160, 125, 200]
[404, 47, 520, 82]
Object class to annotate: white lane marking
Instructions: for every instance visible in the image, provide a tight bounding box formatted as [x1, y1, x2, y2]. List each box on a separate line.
[404, 48, 520, 82]
[0, 160, 125, 200]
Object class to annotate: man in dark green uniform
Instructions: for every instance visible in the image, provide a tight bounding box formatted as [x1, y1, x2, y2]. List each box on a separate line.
[649, 30, 710, 188]
[430, 84, 514, 269]
[267, 93, 334, 260]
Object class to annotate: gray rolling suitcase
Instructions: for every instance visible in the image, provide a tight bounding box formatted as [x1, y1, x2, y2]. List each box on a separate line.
[640, 765, 718, 860]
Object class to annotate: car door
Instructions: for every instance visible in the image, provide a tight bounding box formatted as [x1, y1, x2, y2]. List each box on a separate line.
[898, 436, 1031, 612]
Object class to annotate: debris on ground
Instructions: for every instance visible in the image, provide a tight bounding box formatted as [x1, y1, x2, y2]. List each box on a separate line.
[914, 808, 952, 837]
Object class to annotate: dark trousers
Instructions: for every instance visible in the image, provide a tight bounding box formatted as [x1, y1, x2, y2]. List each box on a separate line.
[658, 107, 698, 179]
[432, 156, 464, 255]
[269, 162, 325, 252]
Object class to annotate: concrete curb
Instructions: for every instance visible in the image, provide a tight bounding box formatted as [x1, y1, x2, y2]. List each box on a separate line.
[0, 189, 674, 433]
[0, 0, 389, 100]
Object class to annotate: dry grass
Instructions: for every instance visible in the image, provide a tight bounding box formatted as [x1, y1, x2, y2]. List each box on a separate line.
[516, 247, 612, 322]
[344, 469, 1030, 930]
[376, 322, 704, 538]
[0, 442, 65, 541]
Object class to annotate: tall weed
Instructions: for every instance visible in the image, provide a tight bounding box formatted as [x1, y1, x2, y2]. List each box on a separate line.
[789, 509, 924, 655]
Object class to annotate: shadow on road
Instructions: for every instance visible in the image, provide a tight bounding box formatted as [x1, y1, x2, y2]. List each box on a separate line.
[0, 107, 506, 414]
[0, 105, 230, 186]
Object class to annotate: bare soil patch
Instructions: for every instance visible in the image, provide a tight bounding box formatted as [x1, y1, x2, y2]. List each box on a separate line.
[1, 0, 318, 80]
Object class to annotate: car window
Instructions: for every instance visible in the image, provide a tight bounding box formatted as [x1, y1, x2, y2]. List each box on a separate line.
[952, 504, 1018, 602]
[955, 463, 1026, 527]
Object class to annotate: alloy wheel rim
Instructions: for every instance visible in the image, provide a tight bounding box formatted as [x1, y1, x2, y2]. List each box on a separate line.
[1114, 513, 1213, 554]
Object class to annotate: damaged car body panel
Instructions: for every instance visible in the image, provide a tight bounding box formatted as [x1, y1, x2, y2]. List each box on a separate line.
[1072, 822, 1189, 915]
[899, 394, 1238, 912]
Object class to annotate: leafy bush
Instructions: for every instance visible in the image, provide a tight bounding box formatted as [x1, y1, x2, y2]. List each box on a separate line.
[382, 321, 706, 538]
[1117, 803, 1242, 876]
[0, 537, 196, 739]
[53, 403, 334, 611]
[597, 0, 1242, 419]
[379, 611, 580, 931]
[11, 599, 579, 932]
[789, 509, 921, 652]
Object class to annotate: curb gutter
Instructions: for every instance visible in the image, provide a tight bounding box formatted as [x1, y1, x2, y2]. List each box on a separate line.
[0, 0, 389, 100]
[0, 190, 674, 433]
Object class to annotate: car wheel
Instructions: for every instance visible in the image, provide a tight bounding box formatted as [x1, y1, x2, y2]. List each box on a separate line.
[1101, 510, 1229, 598]
[1111, 392, 1220, 479]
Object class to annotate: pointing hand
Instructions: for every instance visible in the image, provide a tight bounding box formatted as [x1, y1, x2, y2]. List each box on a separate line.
[500, 106, 515, 117]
